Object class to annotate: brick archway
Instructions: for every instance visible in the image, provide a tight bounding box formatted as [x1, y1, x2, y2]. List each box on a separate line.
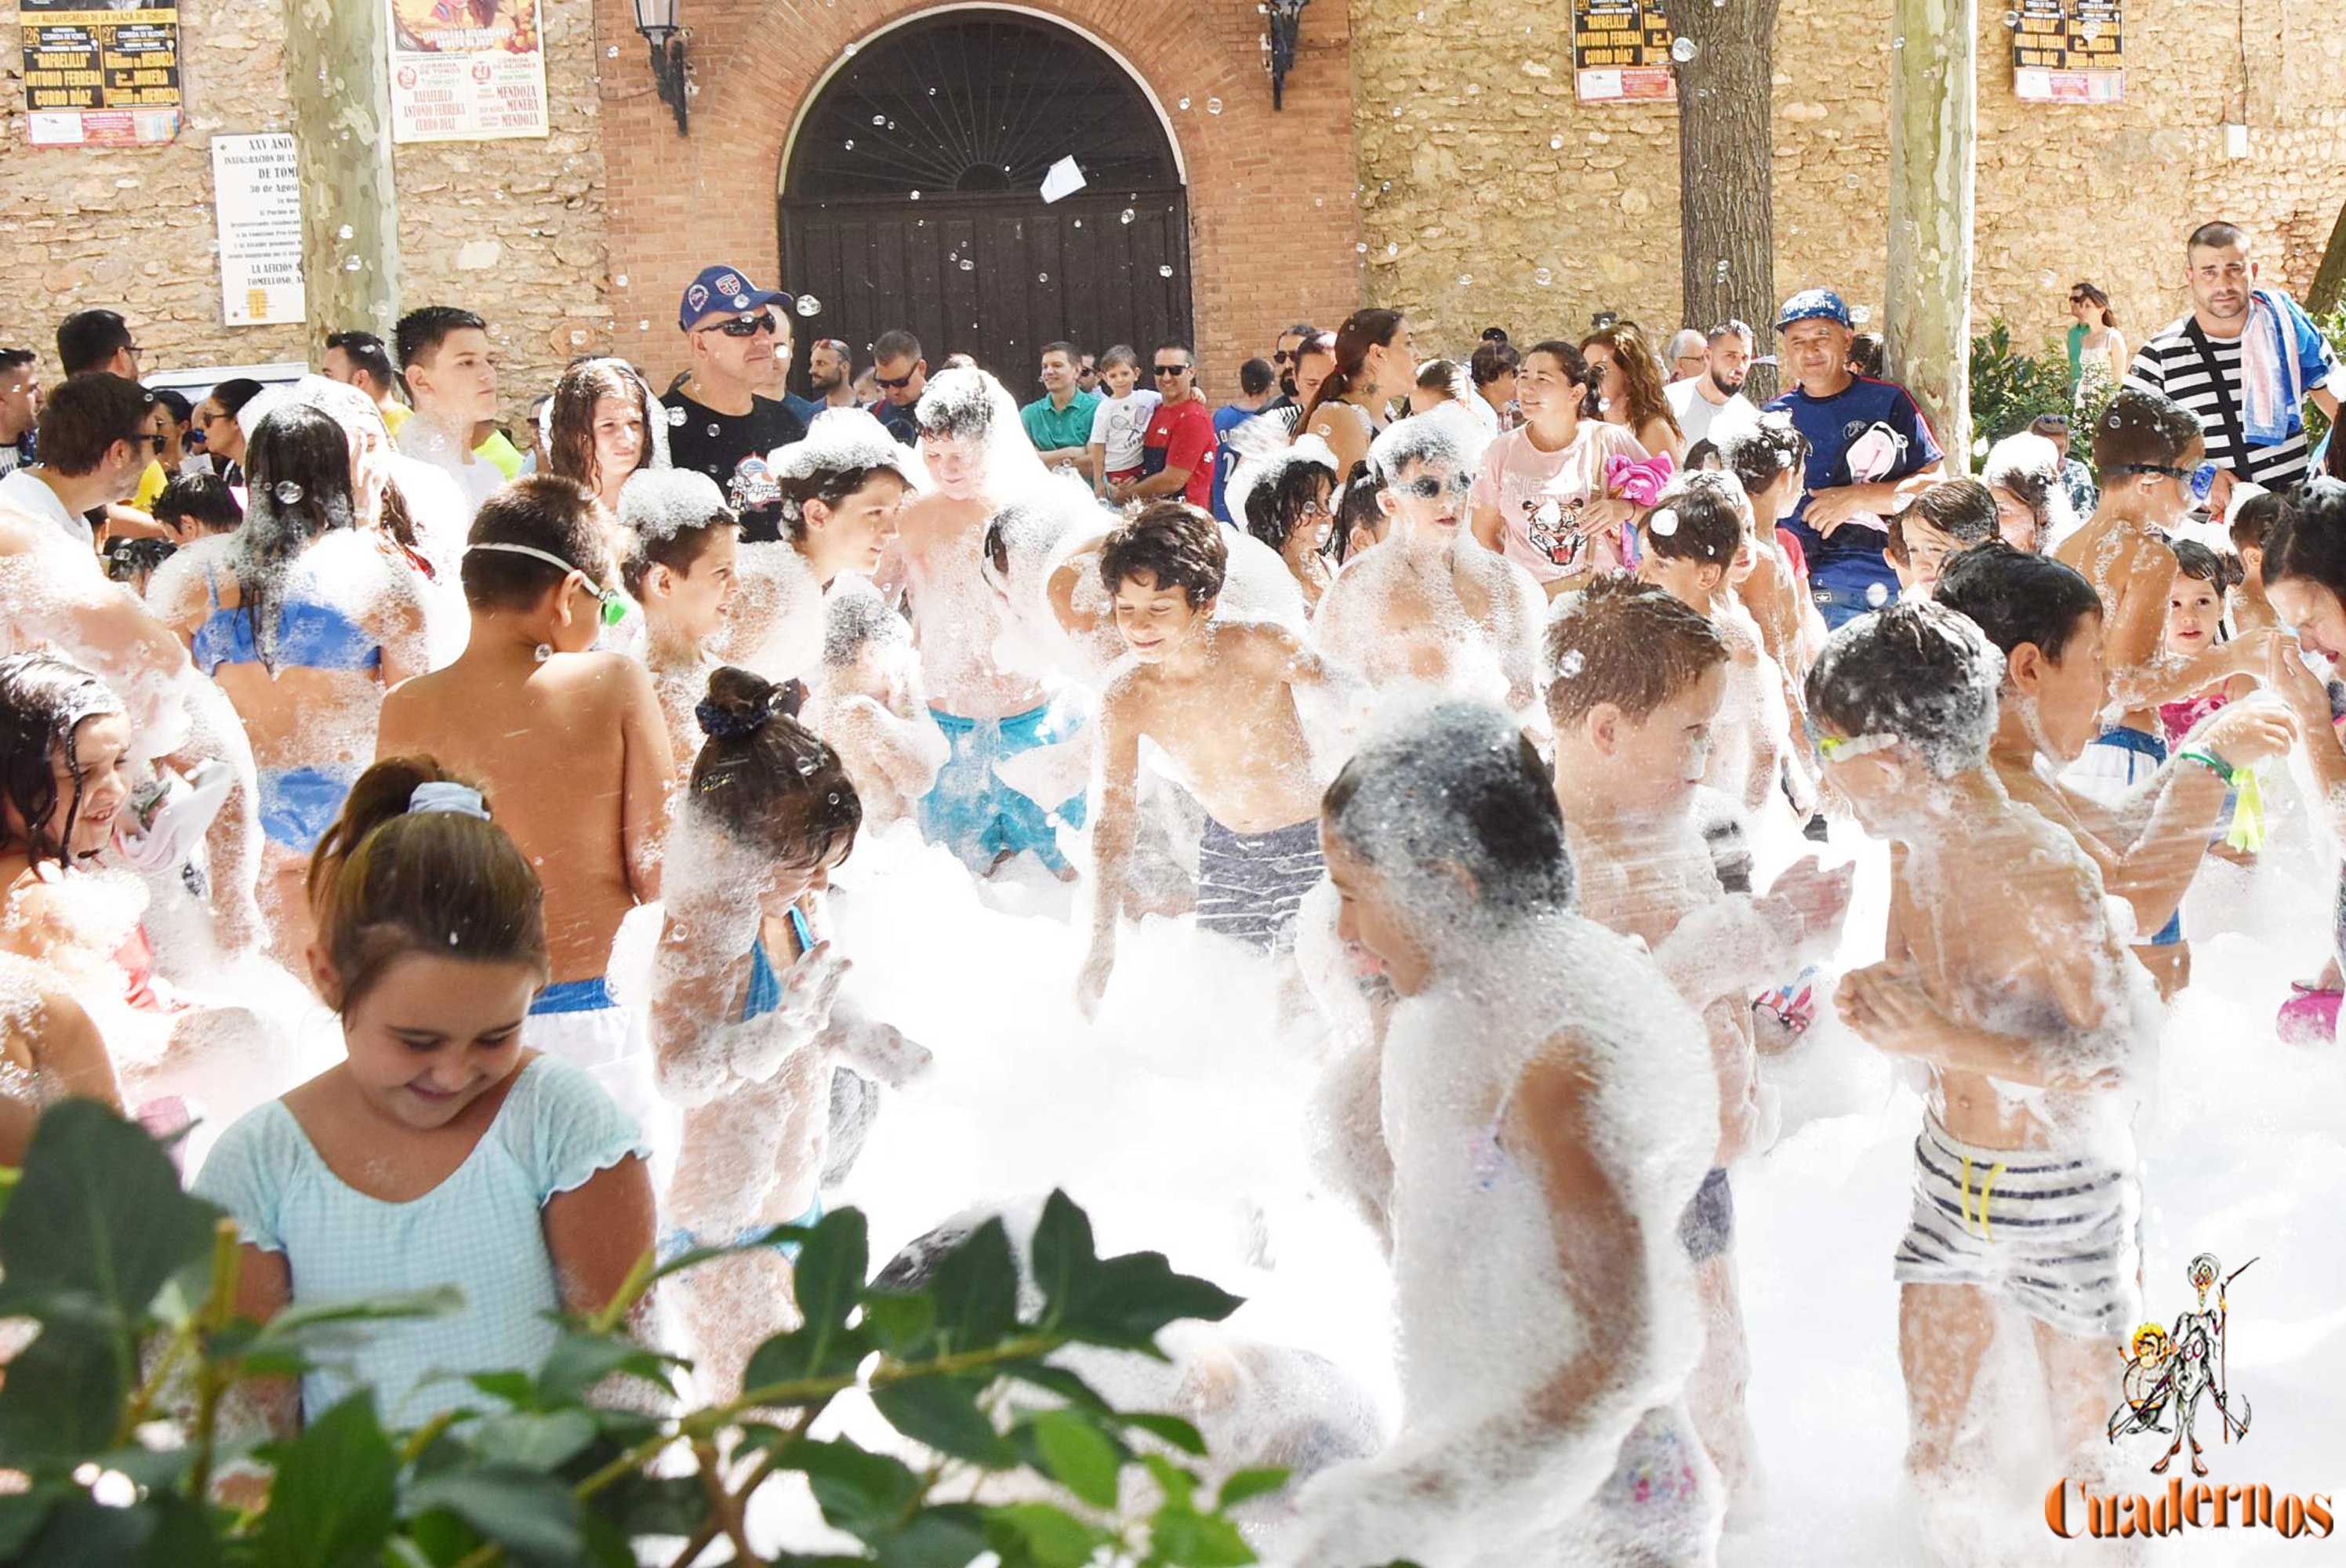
[597, 0, 1361, 392]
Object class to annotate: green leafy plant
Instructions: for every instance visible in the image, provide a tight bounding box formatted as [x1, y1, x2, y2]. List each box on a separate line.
[0, 1101, 1291, 1566]
[1968, 320, 2075, 451]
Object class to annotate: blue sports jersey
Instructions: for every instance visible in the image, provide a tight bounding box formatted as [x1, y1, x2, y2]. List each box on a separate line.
[1765, 376, 1942, 572]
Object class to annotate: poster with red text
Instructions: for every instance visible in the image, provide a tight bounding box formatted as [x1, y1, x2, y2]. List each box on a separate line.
[18, 0, 183, 147]
[1572, 0, 1676, 104]
[2014, 0, 2123, 103]
[387, 0, 548, 143]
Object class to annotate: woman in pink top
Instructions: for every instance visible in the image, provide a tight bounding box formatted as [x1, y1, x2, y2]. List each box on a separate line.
[1467, 340, 1649, 598]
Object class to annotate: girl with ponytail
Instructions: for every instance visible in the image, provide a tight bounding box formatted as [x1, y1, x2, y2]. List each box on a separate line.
[649, 665, 926, 1398]
[1302, 308, 1416, 483]
[192, 756, 655, 1432]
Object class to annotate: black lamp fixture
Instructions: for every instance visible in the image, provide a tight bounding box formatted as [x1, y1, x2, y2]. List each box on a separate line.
[1267, 0, 1309, 111]
[632, 0, 689, 136]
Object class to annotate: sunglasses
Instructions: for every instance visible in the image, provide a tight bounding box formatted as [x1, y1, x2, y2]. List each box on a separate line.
[467, 542, 630, 626]
[703, 313, 778, 339]
[875, 371, 917, 390]
[2110, 459, 2219, 503]
[1401, 473, 1473, 500]
[1273, 350, 1296, 364]
[1153, 363, 1192, 376]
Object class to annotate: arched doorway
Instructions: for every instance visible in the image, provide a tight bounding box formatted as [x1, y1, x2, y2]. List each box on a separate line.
[779, 9, 1193, 394]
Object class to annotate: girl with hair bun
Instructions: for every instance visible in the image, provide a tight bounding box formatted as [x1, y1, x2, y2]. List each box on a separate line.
[191, 755, 655, 1432]
[649, 665, 926, 1398]
[1302, 309, 1416, 485]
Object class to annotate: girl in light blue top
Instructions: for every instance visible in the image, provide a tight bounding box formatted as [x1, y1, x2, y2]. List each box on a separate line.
[193, 756, 656, 1431]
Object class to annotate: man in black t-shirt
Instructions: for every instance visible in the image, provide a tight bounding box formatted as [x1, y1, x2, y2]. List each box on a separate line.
[666, 264, 808, 543]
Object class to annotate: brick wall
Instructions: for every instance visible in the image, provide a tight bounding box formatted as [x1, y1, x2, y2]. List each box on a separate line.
[1353, 0, 2346, 364]
[594, 0, 1366, 392]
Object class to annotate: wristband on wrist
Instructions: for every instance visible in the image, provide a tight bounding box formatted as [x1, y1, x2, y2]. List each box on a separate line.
[2178, 746, 2235, 786]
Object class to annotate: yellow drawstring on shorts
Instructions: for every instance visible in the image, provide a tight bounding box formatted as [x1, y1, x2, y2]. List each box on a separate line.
[1959, 1156, 2010, 1240]
[2226, 769, 2265, 854]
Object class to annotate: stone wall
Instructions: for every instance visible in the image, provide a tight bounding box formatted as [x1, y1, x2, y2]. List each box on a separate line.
[1353, 0, 2346, 364]
[0, 0, 610, 421]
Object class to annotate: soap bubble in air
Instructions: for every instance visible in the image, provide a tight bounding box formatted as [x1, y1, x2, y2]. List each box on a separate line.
[1207, 97, 1223, 114]
[1158, 264, 1175, 278]
[336, 224, 354, 241]
[1037, 272, 1049, 283]
[1648, 506, 1680, 537]
[1715, 259, 1730, 282]
[668, 407, 687, 428]
[796, 294, 822, 317]
[844, 139, 855, 150]
[2002, 8, 2021, 24]
[1534, 267, 1553, 286]
[1120, 208, 1135, 224]
[1557, 648, 1585, 680]
[1178, 96, 1191, 111]
[1550, 134, 1564, 150]
[961, 259, 975, 272]
[871, 114, 885, 126]
[1865, 581, 1890, 608]
[343, 256, 362, 272]
[1670, 36, 1698, 62]
[273, 481, 304, 506]
[707, 423, 721, 437]
[1850, 303, 1873, 325]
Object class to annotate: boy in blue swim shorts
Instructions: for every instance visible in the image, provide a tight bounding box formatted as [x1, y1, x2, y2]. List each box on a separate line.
[1077, 502, 1344, 1014]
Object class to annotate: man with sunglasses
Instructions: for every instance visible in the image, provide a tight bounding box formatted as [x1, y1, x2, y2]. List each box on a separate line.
[1109, 340, 1214, 510]
[0, 372, 159, 549]
[2124, 222, 2344, 514]
[867, 328, 928, 446]
[668, 265, 809, 543]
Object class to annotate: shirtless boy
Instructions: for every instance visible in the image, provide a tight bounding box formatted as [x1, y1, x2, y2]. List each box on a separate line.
[2055, 388, 2272, 804]
[1716, 415, 1826, 684]
[376, 476, 673, 1115]
[620, 468, 742, 779]
[1934, 543, 2293, 995]
[1078, 503, 1338, 1012]
[805, 579, 946, 829]
[895, 368, 1084, 877]
[1811, 601, 2153, 1548]
[1636, 474, 1793, 816]
[1314, 408, 1545, 720]
[1546, 575, 1851, 1508]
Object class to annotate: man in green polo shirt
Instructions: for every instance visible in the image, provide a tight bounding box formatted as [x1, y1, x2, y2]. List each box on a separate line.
[1019, 340, 1100, 480]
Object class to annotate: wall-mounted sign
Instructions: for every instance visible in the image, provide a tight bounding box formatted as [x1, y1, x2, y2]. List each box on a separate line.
[212, 133, 307, 327]
[19, 0, 183, 147]
[2014, 0, 2123, 104]
[387, 0, 550, 143]
[1573, 0, 1676, 104]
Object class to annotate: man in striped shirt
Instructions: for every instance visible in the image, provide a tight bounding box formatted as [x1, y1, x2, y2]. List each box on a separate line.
[2123, 222, 2342, 512]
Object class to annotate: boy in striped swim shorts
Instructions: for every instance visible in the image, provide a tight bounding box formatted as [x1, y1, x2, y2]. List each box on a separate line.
[1078, 501, 1346, 1014]
[1808, 601, 2155, 1549]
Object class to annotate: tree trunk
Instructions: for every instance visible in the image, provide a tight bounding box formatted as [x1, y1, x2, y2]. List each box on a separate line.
[1673, 0, 1783, 405]
[1884, 0, 1976, 472]
[2308, 196, 2346, 316]
[284, 0, 401, 351]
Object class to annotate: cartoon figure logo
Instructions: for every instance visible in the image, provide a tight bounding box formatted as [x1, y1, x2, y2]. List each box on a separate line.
[2108, 1253, 2255, 1476]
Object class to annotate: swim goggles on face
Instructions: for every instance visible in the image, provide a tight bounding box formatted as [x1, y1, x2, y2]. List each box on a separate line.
[466, 542, 630, 626]
[1813, 730, 1901, 763]
[2108, 459, 2219, 504]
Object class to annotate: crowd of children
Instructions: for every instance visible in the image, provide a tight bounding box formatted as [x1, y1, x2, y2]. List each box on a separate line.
[5, 278, 2346, 1566]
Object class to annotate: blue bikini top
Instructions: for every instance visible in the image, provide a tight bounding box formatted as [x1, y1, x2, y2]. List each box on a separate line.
[191, 568, 380, 677]
[742, 904, 817, 1022]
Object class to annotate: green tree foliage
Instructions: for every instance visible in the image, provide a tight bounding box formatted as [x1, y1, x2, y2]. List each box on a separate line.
[1967, 321, 2074, 452]
[0, 1102, 1324, 1567]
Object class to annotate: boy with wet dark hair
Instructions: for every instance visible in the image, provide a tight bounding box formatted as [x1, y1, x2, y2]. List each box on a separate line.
[1887, 477, 1999, 598]
[1810, 598, 2155, 1541]
[1546, 574, 1850, 1514]
[2056, 387, 2275, 811]
[1636, 474, 1791, 816]
[1079, 501, 1341, 1013]
[1934, 542, 2293, 993]
[151, 472, 243, 537]
[376, 475, 674, 1116]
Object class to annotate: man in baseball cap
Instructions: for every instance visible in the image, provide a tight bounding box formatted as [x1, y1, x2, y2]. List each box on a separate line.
[667, 264, 807, 541]
[1762, 287, 1943, 628]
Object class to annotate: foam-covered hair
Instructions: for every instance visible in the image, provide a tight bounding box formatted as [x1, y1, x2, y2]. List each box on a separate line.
[1805, 599, 2004, 779]
[1227, 434, 1340, 548]
[1367, 401, 1491, 485]
[619, 467, 730, 544]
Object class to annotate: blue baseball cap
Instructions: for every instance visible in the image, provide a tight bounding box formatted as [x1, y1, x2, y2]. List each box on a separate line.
[1774, 289, 1854, 332]
[678, 265, 791, 332]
